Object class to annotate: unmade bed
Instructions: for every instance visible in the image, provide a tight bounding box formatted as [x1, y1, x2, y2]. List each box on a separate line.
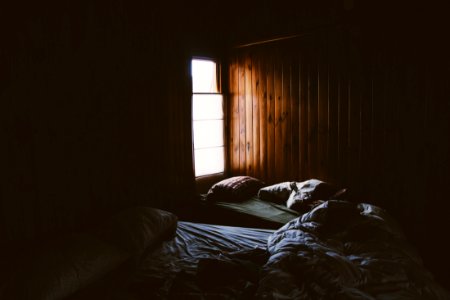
[3, 202, 449, 300]
[81, 202, 449, 299]
[65, 221, 273, 300]
[133, 202, 450, 299]
[131, 221, 274, 299]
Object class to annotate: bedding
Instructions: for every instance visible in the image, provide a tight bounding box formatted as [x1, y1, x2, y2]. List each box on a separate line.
[202, 178, 348, 229]
[130, 202, 449, 299]
[286, 179, 347, 213]
[258, 181, 294, 204]
[256, 200, 450, 299]
[59, 221, 273, 299]
[206, 176, 265, 202]
[3, 204, 448, 300]
[130, 221, 274, 299]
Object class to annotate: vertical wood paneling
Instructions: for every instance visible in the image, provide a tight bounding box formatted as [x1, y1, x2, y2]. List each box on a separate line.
[307, 43, 318, 179]
[226, 13, 450, 287]
[252, 53, 261, 177]
[317, 37, 328, 181]
[245, 53, 253, 175]
[266, 56, 275, 182]
[259, 56, 268, 181]
[327, 41, 339, 184]
[274, 57, 283, 181]
[227, 28, 450, 240]
[238, 55, 246, 173]
[283, 59, 292, 180]
[299, 50, 308, 180]
[338, 62, 349, 185]
[229, 56, 240, 174]
[290, 56, 300, 180]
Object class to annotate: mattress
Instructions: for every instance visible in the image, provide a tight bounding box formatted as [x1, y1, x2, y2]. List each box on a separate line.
[200, 196, 299, 228]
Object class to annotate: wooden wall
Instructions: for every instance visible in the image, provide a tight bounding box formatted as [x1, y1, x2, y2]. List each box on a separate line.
[0, 0, 196, 247]
[229, 28, 378, 188]
[228, 23, 450, 282]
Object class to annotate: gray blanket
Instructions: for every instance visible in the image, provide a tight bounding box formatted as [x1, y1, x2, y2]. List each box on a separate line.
[256, 200, 449, 299]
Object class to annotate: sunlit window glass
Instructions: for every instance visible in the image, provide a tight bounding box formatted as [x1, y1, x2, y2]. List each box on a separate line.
[192, 58, 224, 177]
[194, 148, 224, 177]
[192, 59, 218, 93]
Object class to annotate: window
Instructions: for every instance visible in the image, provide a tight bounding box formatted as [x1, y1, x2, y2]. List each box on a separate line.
[191, 58, 225, 177]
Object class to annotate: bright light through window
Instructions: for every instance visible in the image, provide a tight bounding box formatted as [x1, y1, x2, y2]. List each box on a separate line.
[193, 120, 223, 148]
[193, 94, 223, 120]
[194, 147, 224, 177]
[192, 59, 218, 93]
[192, 58, 224, 177]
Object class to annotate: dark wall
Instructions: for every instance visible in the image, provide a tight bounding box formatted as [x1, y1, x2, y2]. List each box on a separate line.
[0, 1, 198, 246]
[334, 2, 450, 286]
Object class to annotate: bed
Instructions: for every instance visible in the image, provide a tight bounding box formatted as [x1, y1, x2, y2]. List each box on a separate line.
[199, 176, 347, 229]
[3, 202, 449, 300]
[132, 202, 449, 299]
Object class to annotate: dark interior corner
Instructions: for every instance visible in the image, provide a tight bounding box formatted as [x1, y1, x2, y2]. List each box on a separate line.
[1, 0, 449, 294]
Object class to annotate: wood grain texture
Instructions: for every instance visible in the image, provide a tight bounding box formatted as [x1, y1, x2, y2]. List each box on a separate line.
[227, 25, 450, 234]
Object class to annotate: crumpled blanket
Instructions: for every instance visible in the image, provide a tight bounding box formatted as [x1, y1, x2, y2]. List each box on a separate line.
[130, 247, 269, 300]
[255, 200, 450, 300]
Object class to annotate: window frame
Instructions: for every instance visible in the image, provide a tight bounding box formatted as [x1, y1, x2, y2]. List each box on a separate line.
[191, 56, 227, 191]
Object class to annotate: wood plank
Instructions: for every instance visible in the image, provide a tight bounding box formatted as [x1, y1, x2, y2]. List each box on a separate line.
[299, 47, 308, 180]
[359, 64, 373, 197]
[266, 50, 275, 183]
[259, 51, 268, 182]
[337, 54, 349, 186]
[282, 54, 292, 180]
[245, 52, 253, 176]
[229, 55, 240, 175]
[327, 40, 339, 184]
[238, 53, 246, 174]
[372, 49, 389, 207]
[347, 36, 363, 195]
[252, 52, 261, 178]
[274, 54, 283, 182]
[290, 54, 300, 180]
[307, 40, 319, 179]
[317, 35, 329, 181]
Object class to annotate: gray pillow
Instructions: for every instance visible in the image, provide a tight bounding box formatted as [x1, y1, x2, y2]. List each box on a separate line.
[258, 182, 294, 204]
[286, 179, 347, 213]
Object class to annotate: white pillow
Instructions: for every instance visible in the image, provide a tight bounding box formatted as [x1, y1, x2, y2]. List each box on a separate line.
[258, 182, 295, 204]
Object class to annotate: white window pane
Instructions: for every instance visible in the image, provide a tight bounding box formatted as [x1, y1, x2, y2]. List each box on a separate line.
[192, 59, 218, 93]
[193, 120, 223, 149]
[195, 147, 224, 176]
[193, 94, 223, 120]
